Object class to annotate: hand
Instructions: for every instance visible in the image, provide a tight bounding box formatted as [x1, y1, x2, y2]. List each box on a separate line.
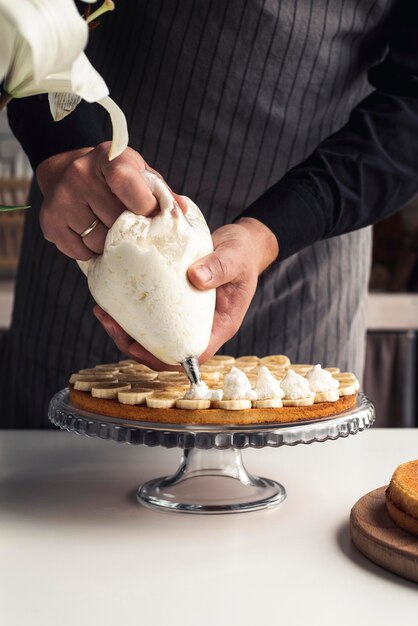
[93, 218, 279, 367]
[188, 217, 279, 360]
[37, 141, 186, 261]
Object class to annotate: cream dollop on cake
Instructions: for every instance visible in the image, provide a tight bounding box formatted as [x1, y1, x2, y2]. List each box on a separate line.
[305, 364, 340, 393]
[78, 172, 215, 365]
[223, 367, 257, 401]
[255, 366, 284, 399]
[280, 369, 315, 400]
[184, 381, 223, 401]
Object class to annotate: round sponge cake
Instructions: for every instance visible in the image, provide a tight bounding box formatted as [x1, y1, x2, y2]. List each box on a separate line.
[386, 460, 418, 537]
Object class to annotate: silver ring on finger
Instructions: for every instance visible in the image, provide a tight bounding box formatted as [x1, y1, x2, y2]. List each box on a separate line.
[80, 218, 100, 238]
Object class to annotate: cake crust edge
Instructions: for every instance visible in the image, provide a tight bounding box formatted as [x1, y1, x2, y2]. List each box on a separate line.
[69, 384, 358, 425]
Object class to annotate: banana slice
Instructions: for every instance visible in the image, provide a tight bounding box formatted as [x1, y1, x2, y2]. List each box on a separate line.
[235, 362, 258, 372]
[333, 372, 356, 383]
[73, 377, 118, 391]
[338, 383, 356, 396]
[252, 398, 283, 408]
[146, 392, 183, 409]
[282, 396, 315, 406]
[125, 363, 154, 372]
[200, 363, 222, 373]
[175, 398, 211, 410]
[205, 355, 235, 367]
[77, 367, 119, 376]
[201, 371, 221, 383]
[314, 389, 340, 403]
[325, 366, 340, 374]
[334, 374, 359, 391]
[95, 362, 124, 369]
[157, 372, 189, 383]
[269, 370, 286, 381]
[259, 354, 290, 367]
[91, 382, 131, 399]
[70, 372, 115, 384]
[118, 367, 156, 379]
[117, 373, 159, 384]
[235, 356, 260, 365]
[212, 399, 252, 410]
[287, 364, 314, 375]
[117, 386, 154, 405]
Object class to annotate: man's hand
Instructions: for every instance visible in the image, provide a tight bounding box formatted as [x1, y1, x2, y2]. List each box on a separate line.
[37, 141, 185, 261]
[188, 217, 279, 359]
[94, 217, 279, 367]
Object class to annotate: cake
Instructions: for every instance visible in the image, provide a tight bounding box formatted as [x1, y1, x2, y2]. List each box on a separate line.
[68, 354, 359, 425]
[385, 460, 418, 536]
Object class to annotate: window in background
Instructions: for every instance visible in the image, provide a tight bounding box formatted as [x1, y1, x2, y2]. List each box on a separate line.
[0, 109, 31, 279]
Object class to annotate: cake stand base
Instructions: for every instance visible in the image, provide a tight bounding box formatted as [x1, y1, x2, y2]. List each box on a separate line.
[137, 448, 286, 514]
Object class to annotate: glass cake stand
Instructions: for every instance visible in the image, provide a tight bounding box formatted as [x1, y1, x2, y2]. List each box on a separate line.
[49, 389, 375, 515]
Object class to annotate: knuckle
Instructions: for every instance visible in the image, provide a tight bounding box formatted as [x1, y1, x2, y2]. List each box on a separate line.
[105, 162, 132, 192]
[65, 158, 87, 184]
[40, 207, 58, 242]
[212, 254, 229, 282]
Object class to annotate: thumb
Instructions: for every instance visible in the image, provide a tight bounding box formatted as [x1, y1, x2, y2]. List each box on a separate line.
[188, 248, 238, 290]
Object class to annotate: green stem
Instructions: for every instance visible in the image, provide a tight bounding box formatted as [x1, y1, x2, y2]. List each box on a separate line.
[86, 0, 115, 24]
[0, 205, 30, 212]
[0, 91, 13, 111]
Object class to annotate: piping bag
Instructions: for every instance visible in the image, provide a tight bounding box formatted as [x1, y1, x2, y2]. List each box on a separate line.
[78, 171, 215, 384]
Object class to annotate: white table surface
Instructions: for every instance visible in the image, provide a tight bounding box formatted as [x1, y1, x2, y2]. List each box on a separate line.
[0, 429, 417, 625]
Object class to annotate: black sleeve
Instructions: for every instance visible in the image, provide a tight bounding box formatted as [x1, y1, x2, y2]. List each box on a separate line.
[7, 95, 109, 171]
[239, 0, 418, 261]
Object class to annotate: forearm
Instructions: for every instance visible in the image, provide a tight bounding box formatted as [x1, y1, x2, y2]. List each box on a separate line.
[240, 0, 418, 261]
[7, 95, 108, 171]
[240, 88, 418, 261]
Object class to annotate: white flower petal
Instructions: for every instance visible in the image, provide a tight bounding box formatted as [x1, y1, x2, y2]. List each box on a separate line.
[67, 53, 109, 102]
[15, 53, 109, 103]
[0, 0, 88, 86]
[98, 96, 129, 160]
[0, 16, 15, 81]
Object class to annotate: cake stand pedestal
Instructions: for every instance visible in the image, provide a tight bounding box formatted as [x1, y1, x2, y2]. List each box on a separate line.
[49, 390, 374, 514]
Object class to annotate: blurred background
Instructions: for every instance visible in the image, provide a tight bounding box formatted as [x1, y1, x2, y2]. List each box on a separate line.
[0, 108, 417, 427]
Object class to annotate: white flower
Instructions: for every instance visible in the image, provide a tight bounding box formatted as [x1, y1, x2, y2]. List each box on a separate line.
[0, 0, 128, 160]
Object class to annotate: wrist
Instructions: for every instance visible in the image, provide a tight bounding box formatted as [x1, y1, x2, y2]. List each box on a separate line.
[36, 147, 94, 195]
[235, 217, 279, 273]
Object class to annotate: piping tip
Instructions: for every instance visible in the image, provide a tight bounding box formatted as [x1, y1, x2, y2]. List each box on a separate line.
[181, 356, 202, 385]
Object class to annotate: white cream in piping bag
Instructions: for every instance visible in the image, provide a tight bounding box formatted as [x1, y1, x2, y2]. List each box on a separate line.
[78, 171, 215, 365]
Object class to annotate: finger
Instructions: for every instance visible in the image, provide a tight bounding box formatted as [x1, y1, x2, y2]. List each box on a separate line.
[98, 152, 158, 216]
[93, 306, 133, 354]
[55, 228, 94, 261]
[80, 220, 108, 255]
[142, 164, 187, 214]
[88, 188, 126, 228]
[187, 247, 240, 290]
[93, 306, 180, 371]
[197, 310, 237, 364]
[172, 192, 188, 214]
[66, 204, 108, 254]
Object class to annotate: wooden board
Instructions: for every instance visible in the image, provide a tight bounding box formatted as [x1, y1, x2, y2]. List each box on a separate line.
[350, 486, 418, 583]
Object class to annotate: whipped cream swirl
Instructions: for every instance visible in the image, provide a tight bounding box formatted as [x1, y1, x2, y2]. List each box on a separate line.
[280, 369, 315, 400]
[305, 364, 340, 393]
